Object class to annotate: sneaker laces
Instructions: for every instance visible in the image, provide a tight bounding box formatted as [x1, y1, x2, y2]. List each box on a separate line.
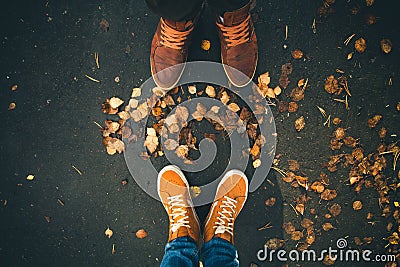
[167, 194, 191, 233]
[160, 18, 194, 50]
[214, 196, 237, 235]
[217, 15, 252, 48]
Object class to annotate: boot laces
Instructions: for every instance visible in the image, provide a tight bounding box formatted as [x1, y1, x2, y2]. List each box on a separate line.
[214, 196, 237, 235]
[160, 18, 194, 50]
[217, 15, 252, 48]
[167, 194, 191, 233]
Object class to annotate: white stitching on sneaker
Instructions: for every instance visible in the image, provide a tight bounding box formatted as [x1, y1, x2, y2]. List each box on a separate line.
[213, 196, 237, 235]
[167, 194, 191, 233]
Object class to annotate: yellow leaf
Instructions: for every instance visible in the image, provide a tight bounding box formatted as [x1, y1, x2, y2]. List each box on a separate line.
[131, 88, 142, 98]
[105, 227, 113, 238]
[26, 174, 35, 181]
[201, 39, 211, 51]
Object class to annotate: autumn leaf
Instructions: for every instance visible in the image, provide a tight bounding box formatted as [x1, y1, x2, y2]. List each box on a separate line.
[353, 200, 362, 210]
[294, 116, 305, 131]
[205, 85, 216, 97]
[131, 88, 142, 98]
[105, 227, 113, 238]
[135, 229, 147, 239]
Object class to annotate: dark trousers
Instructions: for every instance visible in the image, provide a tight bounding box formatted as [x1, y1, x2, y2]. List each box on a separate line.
[146, 0, 250, 21]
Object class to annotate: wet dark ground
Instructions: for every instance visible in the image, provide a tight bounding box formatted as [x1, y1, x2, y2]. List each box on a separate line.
[0, 0, 400, 266]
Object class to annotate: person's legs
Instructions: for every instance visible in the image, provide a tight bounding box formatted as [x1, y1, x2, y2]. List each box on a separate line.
[160, 237, 200, 267]
[201, 169, 249, 267]
[158, 165, 201, 267]
[208, 0, 250, 15]
[146, 0, 203, 21]
[201, 237, 239, 267]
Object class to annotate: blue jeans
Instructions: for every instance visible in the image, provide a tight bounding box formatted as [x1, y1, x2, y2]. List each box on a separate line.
[160, 237, 239, 267]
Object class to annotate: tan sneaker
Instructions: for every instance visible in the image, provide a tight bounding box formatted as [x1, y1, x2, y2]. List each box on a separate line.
[204, 170, 248, 244]
[150, 17, 196, 90]
[216, 2, 258, 88]
[157, 165, 201, 245]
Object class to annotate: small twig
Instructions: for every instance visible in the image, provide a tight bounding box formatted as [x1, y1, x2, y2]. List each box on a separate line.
[312, 18, 316, 34]
[316, 105, 327, 118]
[323, 114, 331, 127]
[289, 203, 299, 216]
[85, 74, 100, 83]
[57, 198, 65, 206]
[336, 69, 344, 74]
[72, 165, 83, 175]
[285, 25, 288, 40]
[258, 222, 272, 230]
[94, 52, 100, 69]
[93, 121, 104, 129]
[344, 33, 356, 46]
[272, 166, 287, 177]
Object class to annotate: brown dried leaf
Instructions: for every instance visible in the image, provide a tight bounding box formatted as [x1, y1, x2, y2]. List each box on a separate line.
[324, 75, 341, 94]
[381, 39, 392, 54]
[353, 200, 362, 210]
[175, 106, 189, 123]
[323, 254, 336, 265]
[258, 71, 271, 89]
[265, 197, 276, 207]
[8, 102, 16, 110]
[288, 159, 300, 171]
[135, 229, 147, 239]
[379, 127, 387, 138]
[131, 88, 141, 98]
[109, 97, 124, 109]
[329, 203, 342, 216]
[296, 203, 305, 215]
[291, 49, 303, 59]
[290, 87, 305, 101]
[320, 189, 337, 200]
[355, 38, 366, 53]
[301, 218, 314, 229]
[333, 127, 345, 140]
[283, 172, 296, 183]
[164, 139, 179, 150]
[367, 115, 382, 128]
[311, 181, 325, 193]
[253, 159, 261, 168]
[332, 117, 342, 125]
[227, 103, 240, 113]
[294, 116, 305, 132]
[274, 86, 282, 96]
[220, 91, 230, 105]
[175, 145, 189, 159]
[291, 230, 303, 241]
[105, 227, 113, 238]
[99, 18, 110, 32]
[288, 102, 298, 113]
[205, 85, 216, 97]
[283, 222, 296, 234]
[250, 144, 261, 159]
[322, 222, 334, 231]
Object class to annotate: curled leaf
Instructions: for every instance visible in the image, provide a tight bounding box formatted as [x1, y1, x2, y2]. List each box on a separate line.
[135, 229, 147, 239]
[105, 227, 113, 238]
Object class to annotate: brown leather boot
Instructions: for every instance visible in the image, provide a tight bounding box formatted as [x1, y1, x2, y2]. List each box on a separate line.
[204, 170, 248, 244]
[157, 165, 201, 245]
[150, 17, 196, 90]
[216, 2, 258, 87]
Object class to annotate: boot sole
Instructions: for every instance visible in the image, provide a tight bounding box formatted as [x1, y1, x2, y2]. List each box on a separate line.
[150, 61, 186, 91]
[222, 52, 258, 88]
